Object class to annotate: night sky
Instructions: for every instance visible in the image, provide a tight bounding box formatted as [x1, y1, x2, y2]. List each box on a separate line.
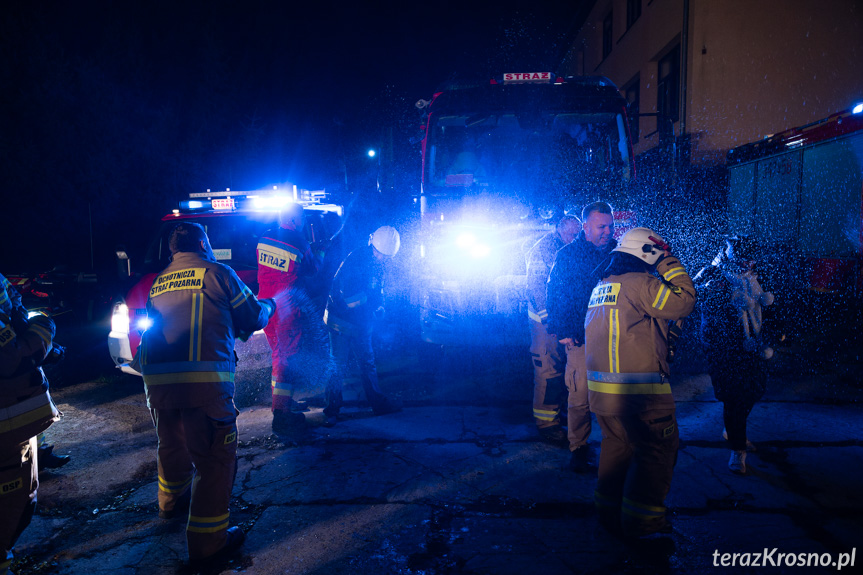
[1, 0, 584, 271]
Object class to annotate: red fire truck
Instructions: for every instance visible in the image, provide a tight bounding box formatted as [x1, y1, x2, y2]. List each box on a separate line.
[107, 187, 342, 399]
[414, 73, 636, 345]
[726, 103, 863, 296]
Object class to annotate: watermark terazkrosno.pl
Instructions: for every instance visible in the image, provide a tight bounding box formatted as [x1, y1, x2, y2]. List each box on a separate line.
[713, 548, 856, 570]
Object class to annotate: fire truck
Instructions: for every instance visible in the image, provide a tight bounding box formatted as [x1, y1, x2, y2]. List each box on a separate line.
[108, 187, 342, 400]
[726, 104, 863, 293]
[414, 73, 636, 345]
[725, 103, 863, 339]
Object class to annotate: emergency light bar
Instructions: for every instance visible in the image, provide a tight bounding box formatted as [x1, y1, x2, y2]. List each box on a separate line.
[176, 187, 340, 216]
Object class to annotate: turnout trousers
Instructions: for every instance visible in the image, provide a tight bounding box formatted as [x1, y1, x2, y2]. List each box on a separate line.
[594, 411, 679, 537]
[325, 327, 384, 415]
[0, 436, 37, 575]
[528, 319, 567, 430]
[151, 401, 239, 561]
[260, 287, 303, 412]
[564, 344, 591, 450]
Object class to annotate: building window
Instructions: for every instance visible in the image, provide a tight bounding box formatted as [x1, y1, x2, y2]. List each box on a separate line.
[658, 44, 680, 122]
[624, 77, 640, 142]
[602, 11, 613, 60]
[626, 0, 641, 29]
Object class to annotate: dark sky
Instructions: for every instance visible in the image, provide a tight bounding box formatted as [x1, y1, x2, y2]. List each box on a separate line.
[0, 0, 584, 270]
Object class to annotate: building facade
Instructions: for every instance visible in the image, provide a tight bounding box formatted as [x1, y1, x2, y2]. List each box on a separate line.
[559, 0, 863, 166]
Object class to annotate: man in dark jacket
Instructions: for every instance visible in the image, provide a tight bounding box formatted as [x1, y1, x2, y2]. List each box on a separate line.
[141, 223, 274, 567]
[547, 201, 616, 471]
[323, 226, 402, 424]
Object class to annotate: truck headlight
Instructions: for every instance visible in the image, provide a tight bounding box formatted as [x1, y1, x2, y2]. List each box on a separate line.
[111, 303, 130, 335]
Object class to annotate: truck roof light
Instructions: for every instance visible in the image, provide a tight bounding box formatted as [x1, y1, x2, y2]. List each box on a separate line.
[853, 103, 863, 114]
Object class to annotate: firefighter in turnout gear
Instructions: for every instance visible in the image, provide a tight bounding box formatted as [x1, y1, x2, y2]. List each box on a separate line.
[584, 227, 695, 537]
[547, 202, 617, 470]
[256, 202, 318, 435]
[140, 223, 274, 566]
[0, 273, 61, 575]
[526, 215, 581, 444]
[323, 226, 403, 423]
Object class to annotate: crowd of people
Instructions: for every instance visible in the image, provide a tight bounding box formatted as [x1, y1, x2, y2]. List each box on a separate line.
[0, 200, 778, 571]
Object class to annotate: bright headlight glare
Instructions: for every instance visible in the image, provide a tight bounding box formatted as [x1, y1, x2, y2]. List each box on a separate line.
[470, 244, 491, 258]
[455, 233, 477, 248]
[136, 317, 153, 331]
[111, 303, 130, 334]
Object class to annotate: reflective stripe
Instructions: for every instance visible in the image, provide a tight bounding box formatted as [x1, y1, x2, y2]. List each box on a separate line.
[344, 292, 367, 308]
[533, 408, 558, 421]
[608, 309, 620, 373]
[143, 371, 234, 386]
[528, 309, 548, 323]
[0, 393, 53, 435]
[588, 380, 672, 395]
[271, 380, 293, 397]
[587, 371, 667, 383]
[622, 497, 666, 518]
[230, 285, 254, 309]
[187, 512, 230, 534]
[29, 323, 52, 347]
[189, 293, 204, 362]
[652, 285, 670, 309]
[158, 475, 192, 494]
[594, 490, 621, 510]
[662, 267, 686, 281]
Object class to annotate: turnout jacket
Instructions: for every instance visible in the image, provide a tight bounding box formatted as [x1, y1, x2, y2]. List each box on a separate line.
[526, 231, 566, 325]
[585, 255, 695, 415]
[256, 226, 316, 297]
[0, 312, 60, 449]
[547, 233, 617, 342]
[141, 251, 271, 409]
[325, 246, 384, 335]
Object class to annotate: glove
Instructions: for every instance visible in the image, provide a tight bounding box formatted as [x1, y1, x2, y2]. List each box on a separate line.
[259, 298, 277, 319]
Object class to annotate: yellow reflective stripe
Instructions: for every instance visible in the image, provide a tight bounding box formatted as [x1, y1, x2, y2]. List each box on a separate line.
[29, 323, 52, 346]
[189, 293, 203, 361]
[588, 380, 672, 395]
[608, 309, 619, 373]
[144, 371, 235, 385]
[158, 476, 192, 494]
[187, 512, 230, 534]
[231, 285, 253, 309]
[271, 380, 293, 397]
[594, 490, 620, 509]
[662, 267, 685, 281]
[657, 287, 672, 310]
[533, 408, 558, 421]
[0, 394, 53, 434]
[651, 285, 667, 308]
[623, 497, 666, 514]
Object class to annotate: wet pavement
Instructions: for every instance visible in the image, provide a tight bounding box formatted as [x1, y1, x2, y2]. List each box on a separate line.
[13, 345, 863, 574]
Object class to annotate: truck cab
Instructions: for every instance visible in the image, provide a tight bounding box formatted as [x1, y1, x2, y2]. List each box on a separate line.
[108, 188, 342, 378]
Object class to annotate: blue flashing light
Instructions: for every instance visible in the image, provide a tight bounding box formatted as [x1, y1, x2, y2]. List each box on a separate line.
[251, 195, 294, 209]
[180, 200, 205, 210]
[136, 317, 153, 331]
[853, 103, 863, 114]
[367, 149, 376, 158]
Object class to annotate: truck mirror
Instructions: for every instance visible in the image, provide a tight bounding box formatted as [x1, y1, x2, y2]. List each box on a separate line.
[115, 245, 131, 278]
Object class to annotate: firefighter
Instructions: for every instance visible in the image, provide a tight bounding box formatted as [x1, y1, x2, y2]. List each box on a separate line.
[584, 227, 695, 537]
[696, 236, 773, 474]
[256, 203, 318, 436]
[0, 274, 69, 471]
[526, 214, 581, 444]
[323, 226, 403, 424]
[140, 222, 274, 567]
[547, 202, 617, 470]
[0, 281, 61, 575]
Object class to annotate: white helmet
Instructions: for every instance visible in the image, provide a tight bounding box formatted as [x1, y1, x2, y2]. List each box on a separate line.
[369, 226, 401, 257]
[613, 227, 668, 265]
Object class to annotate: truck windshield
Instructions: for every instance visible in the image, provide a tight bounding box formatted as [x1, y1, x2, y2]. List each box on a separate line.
[426, 111, 631, 207]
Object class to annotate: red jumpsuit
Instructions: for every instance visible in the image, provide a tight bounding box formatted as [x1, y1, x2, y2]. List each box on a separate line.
[257, 227, 316, 412]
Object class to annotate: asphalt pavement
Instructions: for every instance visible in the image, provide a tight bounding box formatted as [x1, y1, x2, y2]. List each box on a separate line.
[12, 343, 863, 575]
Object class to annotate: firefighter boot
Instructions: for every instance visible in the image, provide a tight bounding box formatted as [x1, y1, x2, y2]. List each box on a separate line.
[729, 450, 747, 475]
[189, 526, 246, 570]
[272, 410, 306, 437]
[569, 445, 596, 473]
[371, 395, 403, 416]
[538, 426, 568, 447]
